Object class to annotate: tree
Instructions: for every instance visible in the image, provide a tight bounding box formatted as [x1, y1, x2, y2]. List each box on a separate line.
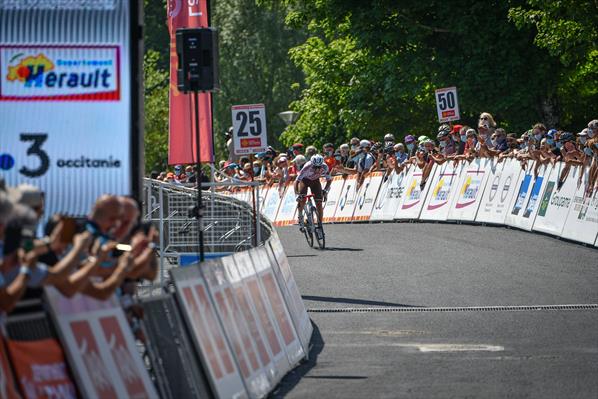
[271, 0, 590, 148]
[144, 50, 169, 173]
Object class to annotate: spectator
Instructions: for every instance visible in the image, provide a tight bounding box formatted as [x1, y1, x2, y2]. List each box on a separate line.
[394, 143, 408, 165]
[305, 145, 317, 159]
[492, 128, 509, 152]
[404, 135, 417, 157]
[291, 143, 304, 157]
[437, 124, 456, 156]
[350, 137, 360, 153]
[452, 125, 465, 155]
[384, 133, 395, 147]
[323, 143, 337, 172]
[225, 126, 239, 163]
[338, 144, 350, 167]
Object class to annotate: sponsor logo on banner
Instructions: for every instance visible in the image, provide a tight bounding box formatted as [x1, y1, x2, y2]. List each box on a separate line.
[357, 182, 371, 210]
[488, 176, 499, 202]
[99, 316, 149, 398]
[523, 176, 544, 218]
[338, 184, 353, 211]
[6, 338, 75, 399]
[455, 173, 483, 208]
[427, 177, 451, 210]
[1, 45, 120, 101]
[402, 175, 422, 209]
[512, 174, 532, 215]
[537, 181, 555, 217]
[70, 320, 118, 398]
[500, 175, 512, 203]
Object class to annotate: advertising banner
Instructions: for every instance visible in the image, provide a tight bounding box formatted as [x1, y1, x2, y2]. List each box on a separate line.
[475, 159, 522, 225]
[7, 338, 76, 399]
[170, 267, 248, 399]
[333, 175, 360, 222]
[370, 166, 413, 221]
[267, 237, 313, 353]
[532, 162, 580, 237]
[273, 184, 297, 227]
[247, 248, 304, 366]
[561, 166, 598, 245]
[167, 0, 213, 164]
[261, 183, 283, 222]
[352, 172, 384, 221]
[396, 165, 437, 220]
[232, 251, 291, 383]
[0, 1, 139, 217]
[202, 259, 272, 398]
[506, 162, 553, 231]
[505, 160, 535, 228]
[44, 287, 158, 399]
[448, 157, 493, 221]
[420, 162, 462, 221]
[321, 175, 345, 223]
[0, 336, 20, 399]
[220, 256, 279, 387]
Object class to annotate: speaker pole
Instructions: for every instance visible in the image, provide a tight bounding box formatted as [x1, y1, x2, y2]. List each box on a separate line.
[194, 90, 205, 262]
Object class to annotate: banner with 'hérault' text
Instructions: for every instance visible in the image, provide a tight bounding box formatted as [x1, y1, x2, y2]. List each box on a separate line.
[0, 0, 134, 218]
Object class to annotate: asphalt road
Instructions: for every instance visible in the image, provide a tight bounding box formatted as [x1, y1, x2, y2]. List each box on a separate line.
[272, 222, 598, 399]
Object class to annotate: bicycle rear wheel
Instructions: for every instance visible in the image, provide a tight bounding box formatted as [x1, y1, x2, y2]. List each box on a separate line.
[312, 204, 325, 249]
[303, 207, 314, 247]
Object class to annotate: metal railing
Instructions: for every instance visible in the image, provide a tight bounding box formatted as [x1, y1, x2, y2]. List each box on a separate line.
[140, 178, 272, 296]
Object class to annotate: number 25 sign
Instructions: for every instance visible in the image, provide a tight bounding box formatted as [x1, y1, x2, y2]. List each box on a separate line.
[435, 87, 460, 123]
[231, 103, 268, 155]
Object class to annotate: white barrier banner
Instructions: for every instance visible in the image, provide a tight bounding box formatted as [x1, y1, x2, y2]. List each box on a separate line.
[261, 184, 283, 222]
[322, 175, 345, 223]
[370, 166, 413, 221]
[448, 158, 493, 221]
[561, 166, 598, 245]
[274, 184, 297, 227]
[420, 162, 462, 221]
[505, 160, 535, 228]
[247, 248, 305, 366]
[334, 174, 360, 222]
[44, 287, 159, 399]
[170, 267, 248, 399]
[230, 251, 291, 384]
[267, 237, 313, 353]
[476, 158, 522, 224]
[202, 259, 272, 398]
[353, 171, 384, 221]
[221, 256, 279, 389]
[507, 162, 553, 231]
[396, 165, 437, 220]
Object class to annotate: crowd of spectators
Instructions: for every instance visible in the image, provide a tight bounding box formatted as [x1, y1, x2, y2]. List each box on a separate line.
[0, 180, 157, 342]
[173, 113, 595, 193]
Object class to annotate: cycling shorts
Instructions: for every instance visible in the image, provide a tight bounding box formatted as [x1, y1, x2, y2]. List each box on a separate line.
[297, 178, 323, 202]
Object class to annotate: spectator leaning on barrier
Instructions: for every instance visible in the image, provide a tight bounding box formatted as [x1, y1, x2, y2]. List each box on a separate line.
[323, 143, 337, 172]
[394, 143, 408, 165]
[404, 135, 417, 157]
[339, 144, 350, 167]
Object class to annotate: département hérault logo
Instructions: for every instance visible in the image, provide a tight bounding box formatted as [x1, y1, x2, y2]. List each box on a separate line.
[0, 45, 120, 101]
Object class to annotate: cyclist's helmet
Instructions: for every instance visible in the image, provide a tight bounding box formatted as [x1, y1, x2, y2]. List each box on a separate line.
[311, 154, 325, 166]
[437, 124, 451, 139]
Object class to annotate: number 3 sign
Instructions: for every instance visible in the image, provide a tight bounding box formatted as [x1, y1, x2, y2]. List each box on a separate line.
[231, 104, 268, 155]
[435, 87, 460, 123]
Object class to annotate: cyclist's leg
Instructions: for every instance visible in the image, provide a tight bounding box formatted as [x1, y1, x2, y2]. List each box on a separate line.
[296, 180, 308, 226]
[310, 179, 324, 226]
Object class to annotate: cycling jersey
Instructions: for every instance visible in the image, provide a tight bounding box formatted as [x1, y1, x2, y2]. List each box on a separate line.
[296, 161, 331, 182]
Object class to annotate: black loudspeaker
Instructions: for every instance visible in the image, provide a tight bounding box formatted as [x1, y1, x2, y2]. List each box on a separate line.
[176, 28, 219, 92]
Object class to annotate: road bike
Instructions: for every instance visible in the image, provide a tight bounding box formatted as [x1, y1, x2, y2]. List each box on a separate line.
[298, 194, 325, 249]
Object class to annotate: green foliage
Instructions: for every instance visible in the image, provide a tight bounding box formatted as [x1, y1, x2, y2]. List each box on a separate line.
[143, 50, 169, 173]
[211, 0, 306, 157]
[509, 0, 598, 127]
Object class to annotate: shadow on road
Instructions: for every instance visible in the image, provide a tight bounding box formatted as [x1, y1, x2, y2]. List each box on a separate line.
[286, 254, 318, 258]
[302, 295, 423, 308]
[271, 321, 324, 398]
[323, 247, 363, 252]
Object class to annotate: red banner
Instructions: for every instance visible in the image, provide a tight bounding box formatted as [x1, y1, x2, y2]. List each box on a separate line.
[0, 337, 21, 399]
[167, 0, 214, 164]
[6, 338, 77, 399]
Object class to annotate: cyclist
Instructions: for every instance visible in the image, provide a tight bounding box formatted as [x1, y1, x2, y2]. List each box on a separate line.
[295, 154, 332, 230]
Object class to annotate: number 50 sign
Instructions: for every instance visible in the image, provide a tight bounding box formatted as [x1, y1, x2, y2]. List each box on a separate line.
[232, 103, 268, 155]
[435, 87, 460, 123]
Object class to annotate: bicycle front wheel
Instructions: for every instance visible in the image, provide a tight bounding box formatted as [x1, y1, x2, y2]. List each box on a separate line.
[304, 207, 314, 248]
[312, 206, 325, 249]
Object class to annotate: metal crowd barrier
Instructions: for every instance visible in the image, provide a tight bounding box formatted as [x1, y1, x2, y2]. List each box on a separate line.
[140, 178, 272, 296]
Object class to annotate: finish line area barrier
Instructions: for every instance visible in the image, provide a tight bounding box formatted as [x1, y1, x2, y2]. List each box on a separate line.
[1, 182, 313, 399]
[223, 158, 598, 248]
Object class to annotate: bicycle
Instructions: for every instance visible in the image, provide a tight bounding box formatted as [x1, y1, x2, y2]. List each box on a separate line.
[298, 194, 325, 249]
